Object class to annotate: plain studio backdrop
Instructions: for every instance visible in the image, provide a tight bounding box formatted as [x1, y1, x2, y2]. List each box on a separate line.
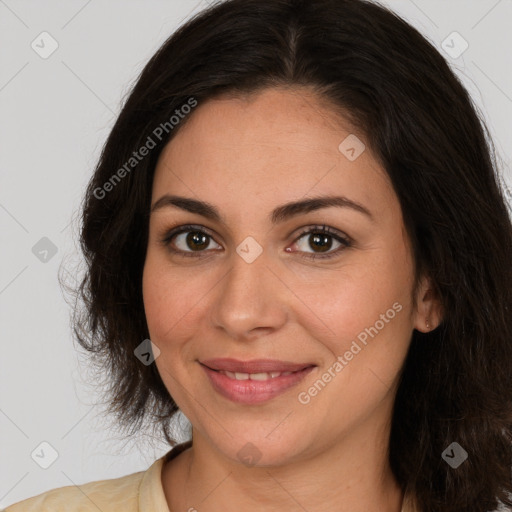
[1, 0, 511, 508]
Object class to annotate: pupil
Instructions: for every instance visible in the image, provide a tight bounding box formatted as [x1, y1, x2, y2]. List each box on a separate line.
[311, 233, 331, 253]
[187, 232, 208, 250]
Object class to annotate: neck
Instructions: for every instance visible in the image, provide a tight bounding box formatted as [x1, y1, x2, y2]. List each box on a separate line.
[163, 415, 404, 512]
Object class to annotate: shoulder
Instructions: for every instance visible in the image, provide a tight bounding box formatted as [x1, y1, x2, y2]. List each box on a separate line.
[4, 467, 146, 512]
[4, 441, 192, 512]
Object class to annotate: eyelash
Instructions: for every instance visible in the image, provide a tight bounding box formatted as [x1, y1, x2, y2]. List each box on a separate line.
[159, 224, 352, 261]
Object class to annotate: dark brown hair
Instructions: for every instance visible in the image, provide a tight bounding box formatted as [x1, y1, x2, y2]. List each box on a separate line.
[68, 0, 512, 510]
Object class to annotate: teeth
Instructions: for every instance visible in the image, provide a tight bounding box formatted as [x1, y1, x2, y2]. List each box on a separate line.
[220, 370, 293, 380]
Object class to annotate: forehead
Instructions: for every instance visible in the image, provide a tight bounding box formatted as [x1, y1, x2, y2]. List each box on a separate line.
[157, 87, 361, 163]
[151, 87, 394, 220]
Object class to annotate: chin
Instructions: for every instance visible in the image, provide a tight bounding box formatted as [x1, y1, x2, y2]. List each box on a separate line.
[207, 429, 313, 468]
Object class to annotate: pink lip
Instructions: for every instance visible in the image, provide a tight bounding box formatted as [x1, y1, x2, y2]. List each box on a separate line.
[200, 360, 316, 405]
[200, 358, 314, 373]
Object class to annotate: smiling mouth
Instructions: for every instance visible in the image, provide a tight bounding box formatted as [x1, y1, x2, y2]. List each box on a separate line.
[200, 360, 317, 404]
[211, 369, 297, 380]
[200, 357, 316, 373]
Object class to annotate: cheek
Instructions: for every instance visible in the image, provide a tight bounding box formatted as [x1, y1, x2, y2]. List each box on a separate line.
[142, 262, 168, 340]
[307, 265, 409, 341]
[306, 249, 414, 368]
[142, 256, 200, 398]
[142, 253, 197, 344]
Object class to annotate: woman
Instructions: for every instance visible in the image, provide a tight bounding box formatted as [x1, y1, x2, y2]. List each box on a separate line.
[6, 0, 512, 510]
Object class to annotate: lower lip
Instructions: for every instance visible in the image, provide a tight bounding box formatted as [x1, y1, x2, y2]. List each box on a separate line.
[200, 364, 316, 404]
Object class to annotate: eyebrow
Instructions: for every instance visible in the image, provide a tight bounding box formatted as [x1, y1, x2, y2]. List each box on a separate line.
[150, 194, 374, 224]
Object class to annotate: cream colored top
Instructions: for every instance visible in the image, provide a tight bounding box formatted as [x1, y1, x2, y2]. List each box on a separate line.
[4, 440, 418, 511]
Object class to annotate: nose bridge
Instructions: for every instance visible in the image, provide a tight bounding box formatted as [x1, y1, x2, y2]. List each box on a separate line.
[210, 240, 287, 338]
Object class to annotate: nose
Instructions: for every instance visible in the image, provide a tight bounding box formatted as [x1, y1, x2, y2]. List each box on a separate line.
[209, 244, 289, 341]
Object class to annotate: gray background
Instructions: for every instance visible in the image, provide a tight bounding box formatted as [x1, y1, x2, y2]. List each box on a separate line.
[1, 0, 511, 508]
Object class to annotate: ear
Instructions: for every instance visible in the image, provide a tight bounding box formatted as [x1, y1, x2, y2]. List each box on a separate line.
[413, 275, 443, 332]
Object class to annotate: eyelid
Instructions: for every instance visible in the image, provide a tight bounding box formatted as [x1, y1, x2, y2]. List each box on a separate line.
[159, 223, 218, 245]
[291, 225, 352, 260]
[293, 224, 352, 246]
[158, 223, 221, 256]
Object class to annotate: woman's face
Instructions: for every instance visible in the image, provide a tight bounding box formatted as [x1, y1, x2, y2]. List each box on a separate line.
[143, 87, 431, 466]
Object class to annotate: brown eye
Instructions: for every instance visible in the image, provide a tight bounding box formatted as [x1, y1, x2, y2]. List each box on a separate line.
[160, 223, 351, 260]
[290, 225, 352, 260]
[161, 226, 221, 257]
[181, 231, 210, 251]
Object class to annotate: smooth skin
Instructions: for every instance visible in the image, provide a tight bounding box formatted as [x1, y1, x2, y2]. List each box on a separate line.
[142, 87, 442, 512]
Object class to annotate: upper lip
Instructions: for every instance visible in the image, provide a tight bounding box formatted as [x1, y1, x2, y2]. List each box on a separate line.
[200, 358, 315, 373]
